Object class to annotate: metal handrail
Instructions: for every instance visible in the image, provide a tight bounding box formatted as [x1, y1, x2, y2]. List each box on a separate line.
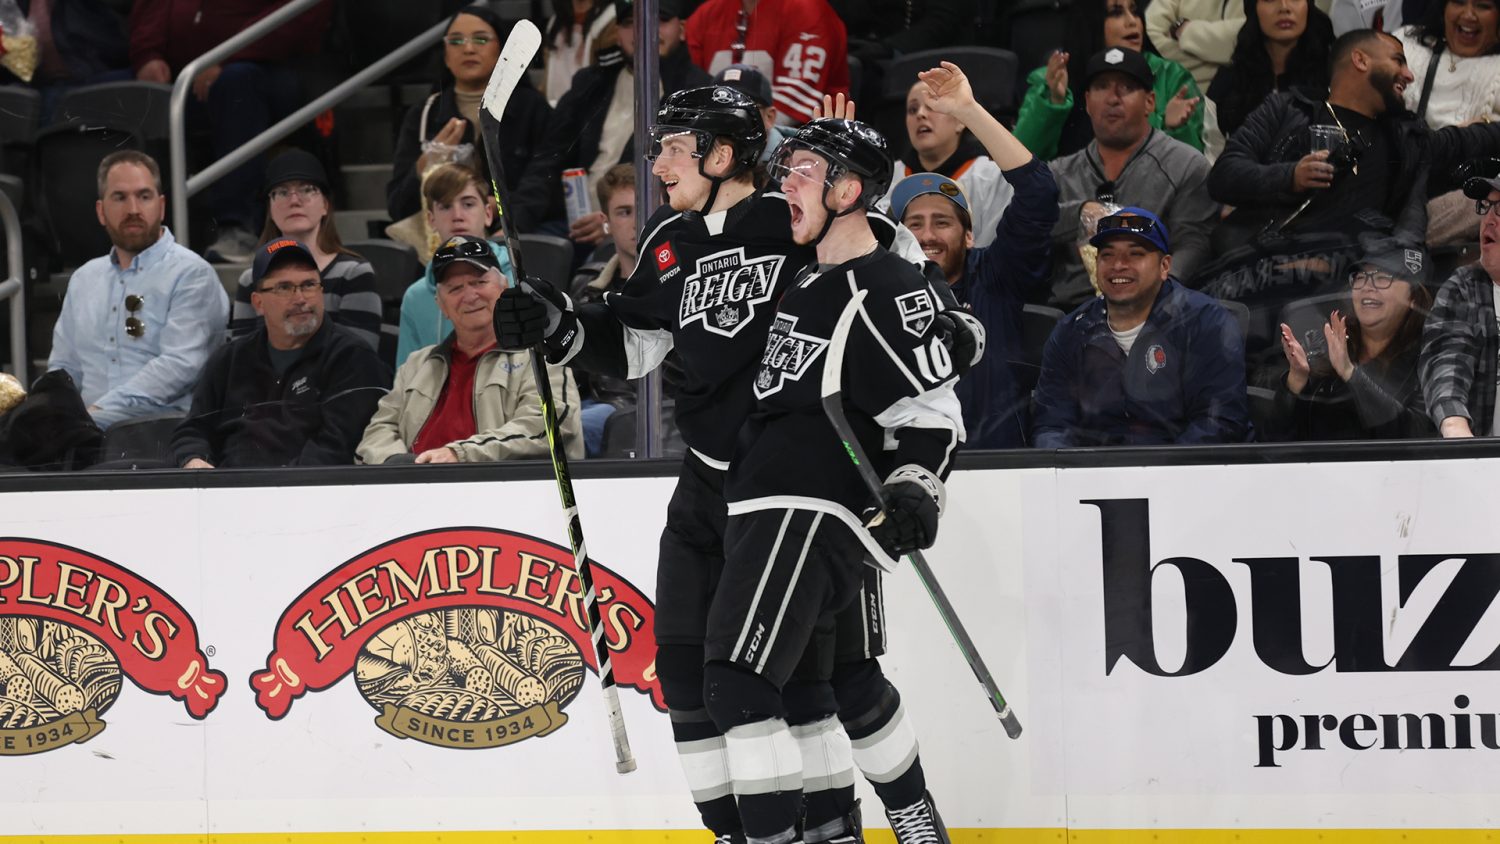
[0, 188, 25, 383]
[170, 0, 448, 243]
[633, 0, 663, 459]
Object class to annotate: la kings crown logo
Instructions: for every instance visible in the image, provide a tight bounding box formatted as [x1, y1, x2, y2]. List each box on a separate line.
[754, 313, 828, 399]
[679, 247, 785, 337]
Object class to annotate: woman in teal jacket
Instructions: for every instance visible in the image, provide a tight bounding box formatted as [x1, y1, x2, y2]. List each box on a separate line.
[1013, 0, 1205, 160]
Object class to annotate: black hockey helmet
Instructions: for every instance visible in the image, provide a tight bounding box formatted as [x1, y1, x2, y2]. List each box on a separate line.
[770, 118, 893, 210]
[649, 85, 766, 173]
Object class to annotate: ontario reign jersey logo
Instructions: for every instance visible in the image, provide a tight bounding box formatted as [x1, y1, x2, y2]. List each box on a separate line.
[754, 313, 829, 399]
[678, 247, 785, 337]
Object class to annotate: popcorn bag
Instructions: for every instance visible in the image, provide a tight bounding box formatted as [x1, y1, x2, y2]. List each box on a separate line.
[1077, 199, 1121, 297]
[0, 372, 23, 417]
[0, 0, 38, 83]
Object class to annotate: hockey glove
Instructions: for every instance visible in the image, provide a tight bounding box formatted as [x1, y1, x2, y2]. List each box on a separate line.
[932, 309, 984, 376]
[493, 276, 578, 354]
[863, 465, 946, 557]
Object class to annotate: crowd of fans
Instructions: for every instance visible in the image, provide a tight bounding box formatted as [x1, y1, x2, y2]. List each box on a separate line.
[3, 0, 1500, 473]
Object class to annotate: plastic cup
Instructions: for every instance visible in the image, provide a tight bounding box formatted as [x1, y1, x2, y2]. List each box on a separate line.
[1309, 125, 1347, 153]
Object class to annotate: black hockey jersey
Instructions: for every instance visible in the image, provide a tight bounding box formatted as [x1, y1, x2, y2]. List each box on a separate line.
[558, 189, 932, 466]
[724, 246, 965, 567]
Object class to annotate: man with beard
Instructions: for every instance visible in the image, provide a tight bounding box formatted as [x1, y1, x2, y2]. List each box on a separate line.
[890, 61, 1060, 448]
[1205, 28, 1500, 362]
[47, 151, 229, 430]
[170, 240, 389, 468]
[1047, 47, 1218, 309]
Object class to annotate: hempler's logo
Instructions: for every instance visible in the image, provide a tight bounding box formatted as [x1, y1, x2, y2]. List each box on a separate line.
[252, 528, 663, 750]
[1088, 498, 1500, 768]
[0, 540, 225, 755]
[678, 247, 784, 338]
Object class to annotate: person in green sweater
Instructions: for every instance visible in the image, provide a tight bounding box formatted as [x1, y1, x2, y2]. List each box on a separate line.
[1014, 0, 1205, 160]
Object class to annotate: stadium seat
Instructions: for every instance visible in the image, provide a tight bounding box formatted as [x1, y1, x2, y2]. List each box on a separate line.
[1217, 298, 1251, 347]
[881, 46, 1020, 119]
[514, 233, 574, 289]
[1245, 385, 1281, 442]
[347, 238, 424, 323]
[1005, 0, 1071, 83]
[600, 406, 636, 459]
[31, 123, 134, 268]
[379, 323, 402, 370]
[0, 85, 42, 177]
[1018, 302, 1065, 393]
[53, 82, 173, 143]
[96, 412, 185, 467]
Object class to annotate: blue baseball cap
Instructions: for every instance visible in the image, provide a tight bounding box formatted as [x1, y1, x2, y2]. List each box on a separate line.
[1089, 205, 1171, 254]
[888, 173, 970, 223]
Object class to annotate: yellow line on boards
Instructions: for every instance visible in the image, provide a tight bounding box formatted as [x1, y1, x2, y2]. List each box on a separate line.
[1, 832, 1496, 844]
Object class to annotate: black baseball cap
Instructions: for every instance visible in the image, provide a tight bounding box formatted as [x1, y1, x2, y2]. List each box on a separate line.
[1084, 47, 1155, 90]
[714, 64, 773, 107]
[1459, 157, 1500, 199]
[263, 148, 330, 194]
[1355, 237, 1430, 285]
[615, 0, 681, 22]
[251, 239, 318, 286]
[432, 235, 501, 281]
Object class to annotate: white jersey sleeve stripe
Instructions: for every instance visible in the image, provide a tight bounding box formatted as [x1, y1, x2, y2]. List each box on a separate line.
[623, 326, 675, 378]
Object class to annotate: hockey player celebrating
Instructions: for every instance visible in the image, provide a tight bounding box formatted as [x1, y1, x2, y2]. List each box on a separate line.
[709, 117, 964, 844]
[493, 87, 968, 843]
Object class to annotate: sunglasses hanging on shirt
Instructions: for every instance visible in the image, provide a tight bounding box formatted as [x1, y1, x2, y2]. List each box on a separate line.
[125, 294, 145, 338]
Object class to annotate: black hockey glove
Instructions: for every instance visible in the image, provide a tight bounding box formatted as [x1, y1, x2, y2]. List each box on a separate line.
[932, 309, 984, 376]
[862, 465, 945, 557]
[493, 276, 578, 354]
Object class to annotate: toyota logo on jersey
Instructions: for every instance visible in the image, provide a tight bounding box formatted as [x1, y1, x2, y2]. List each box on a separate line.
[655, 243, 677, 272]
[679, 247, 785, 338]
[753, 313, 828, 399]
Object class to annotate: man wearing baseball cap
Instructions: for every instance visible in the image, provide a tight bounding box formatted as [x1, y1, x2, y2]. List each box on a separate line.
[357, 235, 582, 464]
[1047, 46, 1217, 309]
[170, 239, 390, 468]
[1033, 205, 1252, 447]
[886, 60, 1060, 448]
[1421, 158, 1500, 438]
[713, 63, 789, 164]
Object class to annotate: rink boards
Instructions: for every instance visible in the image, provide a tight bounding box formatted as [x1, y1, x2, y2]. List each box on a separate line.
[0, 453, 1497, 841]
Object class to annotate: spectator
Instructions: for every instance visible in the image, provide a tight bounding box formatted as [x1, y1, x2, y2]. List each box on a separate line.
[227, 149, 381, 350]
[685, 0, 850, 125]
[356, 235, 583, 464]
[47, 150, 228, 430]
[1208, 0, 1336, 139]
[878, 77, 1011, 248]
[1048, 48, 1218, 308]
[888, 61, 1060, 448]
[2, 0, 132, 119]
[1395, 0, 1500, 244]
[1146, 0, 1247, 92]
[397, 163, 516, 365]
[1271, 238, 1435, 439]
[1204, 29, 1500, 357]
[1419, 165, 1500, 436]
[1033, 206, 1252, 446]
[129, 0, 334, 263]
[171, 240, 389, 468]
[827, 0, 979, 110]
[1330, 0, 1418, 34]
[510, 0, 708, 241]
[1014, 0, 1205, 161]
[385, 4, 552, 229]
[544, 0, 617, 106]
[713, 63, 791, 164]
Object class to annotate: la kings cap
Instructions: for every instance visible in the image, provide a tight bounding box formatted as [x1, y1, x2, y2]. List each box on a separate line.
[1084, 46, 1155, 90]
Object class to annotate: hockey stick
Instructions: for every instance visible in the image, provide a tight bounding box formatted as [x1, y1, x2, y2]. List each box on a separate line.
[821, 290, 1023, 740]
[479, 20, 637, 774]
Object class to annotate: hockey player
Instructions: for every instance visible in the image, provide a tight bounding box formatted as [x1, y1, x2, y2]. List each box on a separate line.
[710, 116, 963, 844]
[493, 87, 968, 843]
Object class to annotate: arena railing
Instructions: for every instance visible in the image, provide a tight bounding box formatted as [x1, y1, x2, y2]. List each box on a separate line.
[0, 186, 24, 383]
[168, 1, 450, 244]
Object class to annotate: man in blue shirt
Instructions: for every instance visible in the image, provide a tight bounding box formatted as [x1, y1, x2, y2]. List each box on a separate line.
[47, 150, 229, 429]
[1033, 206, 1252, 446]
[888, 61, 1060, 448]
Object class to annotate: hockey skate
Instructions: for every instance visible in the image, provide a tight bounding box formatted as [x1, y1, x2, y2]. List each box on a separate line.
[885, 791, 950, 844]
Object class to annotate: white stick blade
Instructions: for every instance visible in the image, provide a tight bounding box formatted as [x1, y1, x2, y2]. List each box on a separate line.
[821, 289, 868, 400]
[482, 19, 543, 120]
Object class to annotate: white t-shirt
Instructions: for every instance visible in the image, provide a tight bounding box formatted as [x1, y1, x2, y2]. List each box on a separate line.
[1112, 321, 1145, 355]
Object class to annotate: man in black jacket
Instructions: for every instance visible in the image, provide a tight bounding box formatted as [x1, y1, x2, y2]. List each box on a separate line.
[508, 0, 710, 237]
[1204, 28, 1500, 359]
[171, 240, 390, 469]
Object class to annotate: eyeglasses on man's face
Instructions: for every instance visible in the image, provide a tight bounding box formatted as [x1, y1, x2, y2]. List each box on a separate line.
[258, 280, 324, 297]
[1476, 197, 1500, 217]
